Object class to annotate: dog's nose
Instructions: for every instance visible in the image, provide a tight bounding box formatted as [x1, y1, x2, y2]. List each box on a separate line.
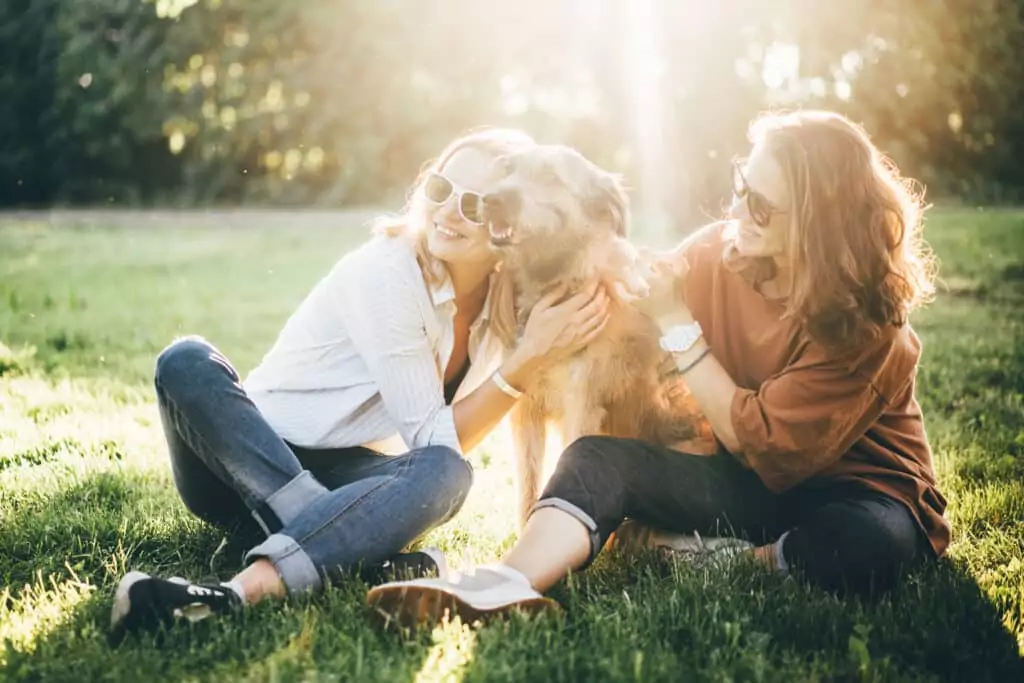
[482, 193, 502, 210]
[482, 189, 521, 216]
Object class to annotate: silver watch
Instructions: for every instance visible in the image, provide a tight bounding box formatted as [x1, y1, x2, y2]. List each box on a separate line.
[659, 321, 703, 354]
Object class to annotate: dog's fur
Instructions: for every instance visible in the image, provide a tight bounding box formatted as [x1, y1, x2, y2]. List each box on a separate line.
[484, 145, 708, 527]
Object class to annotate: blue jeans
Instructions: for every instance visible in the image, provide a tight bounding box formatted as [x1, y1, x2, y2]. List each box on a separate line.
[154, 337, 473, 594]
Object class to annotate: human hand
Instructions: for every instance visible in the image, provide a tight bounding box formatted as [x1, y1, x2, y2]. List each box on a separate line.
[517, 280, 610, 368]
[631, 249, 693, 329]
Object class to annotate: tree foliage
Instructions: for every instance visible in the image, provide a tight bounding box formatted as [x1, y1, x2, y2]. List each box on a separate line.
[3, 0, 1024, 215]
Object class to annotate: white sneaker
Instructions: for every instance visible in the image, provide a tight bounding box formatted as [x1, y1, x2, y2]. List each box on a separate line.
[366, 564, 559, 630]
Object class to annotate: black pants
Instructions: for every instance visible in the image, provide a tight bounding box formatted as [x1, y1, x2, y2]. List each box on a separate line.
[536, 436, 931, 595]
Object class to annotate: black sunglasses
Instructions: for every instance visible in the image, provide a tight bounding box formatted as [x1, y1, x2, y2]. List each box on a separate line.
[731, 159, 785, 228]
[423, 172, 485, 225]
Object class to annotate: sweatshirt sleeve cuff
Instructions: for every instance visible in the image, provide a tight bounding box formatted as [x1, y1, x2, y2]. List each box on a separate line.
[729, 387, 763, 457]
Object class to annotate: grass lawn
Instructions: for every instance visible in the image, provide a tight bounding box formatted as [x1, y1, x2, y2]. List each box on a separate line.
[0, 207, 1022, 682]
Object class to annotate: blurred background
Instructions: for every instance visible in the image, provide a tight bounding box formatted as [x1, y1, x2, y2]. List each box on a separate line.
[3, 0, 1024, 231]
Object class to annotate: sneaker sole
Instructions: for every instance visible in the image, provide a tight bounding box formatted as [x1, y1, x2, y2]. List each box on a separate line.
[366, 583, 559, 630]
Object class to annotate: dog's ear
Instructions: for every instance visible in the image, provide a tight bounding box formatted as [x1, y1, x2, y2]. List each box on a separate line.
[586, 172, 630, 237]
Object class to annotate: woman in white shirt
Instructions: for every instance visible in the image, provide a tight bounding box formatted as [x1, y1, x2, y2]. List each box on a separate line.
[110, 129, 610, 638]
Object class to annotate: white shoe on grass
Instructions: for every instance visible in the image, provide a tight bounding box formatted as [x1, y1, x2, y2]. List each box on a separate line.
[366, 564, 559, 630]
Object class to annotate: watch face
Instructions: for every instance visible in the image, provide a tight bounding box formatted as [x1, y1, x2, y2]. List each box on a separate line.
[662, 323, 701, 352]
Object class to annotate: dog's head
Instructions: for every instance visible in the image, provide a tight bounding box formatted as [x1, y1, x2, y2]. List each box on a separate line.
[482, 144, 634, 286]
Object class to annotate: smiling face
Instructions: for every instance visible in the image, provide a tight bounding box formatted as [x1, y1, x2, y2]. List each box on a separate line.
[421, 146, 508, 269]
[728, 141, 791, 261]
[482, 144, 629, 283]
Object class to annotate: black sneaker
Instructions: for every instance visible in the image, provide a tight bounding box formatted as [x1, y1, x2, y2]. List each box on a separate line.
[109, 571, 241, 644]
[359, 548, 448, 586]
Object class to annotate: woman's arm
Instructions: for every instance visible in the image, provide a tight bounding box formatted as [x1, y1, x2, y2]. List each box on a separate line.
[636, 246, 897, 491]
[667, 336, 741, 451]
[346, 260, 609, 454]
[668, 330, 903, 492]
[662, 330, 899, 490]
[634, 245, 744, 449]
[451, 283, 610, 452]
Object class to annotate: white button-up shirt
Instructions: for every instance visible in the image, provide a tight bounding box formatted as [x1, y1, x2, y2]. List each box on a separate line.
[244, 234, 504, 455]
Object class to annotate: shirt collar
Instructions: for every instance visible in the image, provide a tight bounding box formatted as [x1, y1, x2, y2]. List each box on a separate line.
[428, 275, 457, 309]
[427, 265, 495, 325]
[478, 275, 495, 324]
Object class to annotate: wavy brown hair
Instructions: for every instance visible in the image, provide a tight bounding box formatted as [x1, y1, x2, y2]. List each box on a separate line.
[725, 110, 936, 349]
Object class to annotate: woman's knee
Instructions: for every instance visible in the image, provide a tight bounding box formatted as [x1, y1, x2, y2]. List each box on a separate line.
[537, 436, 633, 523]
[155, 336, 215, 387]
[543, 436, 635, 496]
[155, 336, 235, 401]
[408, 445, 474, 519]
[557, 436, 628, 473]
[783, 496, 926, 594]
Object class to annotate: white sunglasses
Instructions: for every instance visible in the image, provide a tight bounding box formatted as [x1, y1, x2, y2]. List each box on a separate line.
[423, 171, 486, 225]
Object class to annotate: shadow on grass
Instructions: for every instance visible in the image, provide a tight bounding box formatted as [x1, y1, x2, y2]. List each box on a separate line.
[1, 468, 438, 683]
[3, 478, 1021, 682]
[6, 550, 1021, 682]
[453, 554, 1024, 682]
[2, 583, 445, 683]
[0, 468, 230, 590]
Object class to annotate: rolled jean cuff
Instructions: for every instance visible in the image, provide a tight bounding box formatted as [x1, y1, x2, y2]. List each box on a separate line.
[254, 470, 328, 533]
[244, 533, 322, 594]
[530, 497, 601, 567]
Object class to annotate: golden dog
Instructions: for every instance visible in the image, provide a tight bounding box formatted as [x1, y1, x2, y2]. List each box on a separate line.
[484, 144, 707, 527]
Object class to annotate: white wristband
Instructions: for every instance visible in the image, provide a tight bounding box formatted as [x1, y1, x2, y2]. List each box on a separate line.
[492, 370, 524, 399]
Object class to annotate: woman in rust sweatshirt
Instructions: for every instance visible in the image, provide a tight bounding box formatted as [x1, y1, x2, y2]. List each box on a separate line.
[367, 110, 950, 627]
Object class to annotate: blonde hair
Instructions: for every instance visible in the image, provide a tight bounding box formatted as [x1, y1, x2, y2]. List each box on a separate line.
[373, 128, 536, 347]
[725, 110, 936, 349]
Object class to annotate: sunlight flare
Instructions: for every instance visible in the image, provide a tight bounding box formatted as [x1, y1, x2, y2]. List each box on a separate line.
[625, 0, 669, 237]
[413, 619, 478, 683]
[0, 575, 94, 664]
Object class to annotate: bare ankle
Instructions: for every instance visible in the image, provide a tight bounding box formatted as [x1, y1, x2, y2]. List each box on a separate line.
[751, 543, 778, 570]
[233, 558, 287, 604]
